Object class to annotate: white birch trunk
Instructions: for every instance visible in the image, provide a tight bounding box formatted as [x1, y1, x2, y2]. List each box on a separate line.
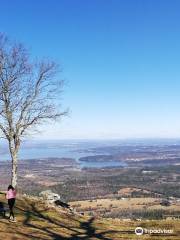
[9, 140, 19, 188]
[11, 151, 18, 188]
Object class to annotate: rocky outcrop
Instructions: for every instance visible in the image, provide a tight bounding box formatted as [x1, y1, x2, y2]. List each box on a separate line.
[39, 190, 73, 211]
[39, 190, 61, 203]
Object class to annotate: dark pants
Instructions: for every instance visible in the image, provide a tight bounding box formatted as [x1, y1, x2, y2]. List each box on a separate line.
[8, 198, 15, 219]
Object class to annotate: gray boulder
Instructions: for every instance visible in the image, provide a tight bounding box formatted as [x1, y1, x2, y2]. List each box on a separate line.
[39, 190, 60, 203]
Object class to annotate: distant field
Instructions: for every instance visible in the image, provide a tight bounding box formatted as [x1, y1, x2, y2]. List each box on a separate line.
[70, 197, 180, 220]
[70, 197, 180, 211]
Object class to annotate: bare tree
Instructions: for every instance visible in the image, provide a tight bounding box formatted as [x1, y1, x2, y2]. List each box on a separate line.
[0, 34, 67, 187]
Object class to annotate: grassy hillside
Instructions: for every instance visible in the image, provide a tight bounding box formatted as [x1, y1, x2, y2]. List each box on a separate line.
[0, 193, 179, 240]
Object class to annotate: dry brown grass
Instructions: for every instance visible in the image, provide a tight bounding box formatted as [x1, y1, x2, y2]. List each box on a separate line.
[117, 187, 151, 196]
[0, 193, 179, 239]
[70, 197, 180, 212]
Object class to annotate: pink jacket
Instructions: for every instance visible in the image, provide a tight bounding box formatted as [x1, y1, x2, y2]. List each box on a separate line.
[6, 189, 16, 199]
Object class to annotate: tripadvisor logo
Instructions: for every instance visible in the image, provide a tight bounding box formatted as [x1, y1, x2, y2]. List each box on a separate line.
[135, 227, 173, 235]
[135, 227, 143, 235]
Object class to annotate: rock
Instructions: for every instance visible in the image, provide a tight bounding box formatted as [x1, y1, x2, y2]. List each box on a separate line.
[39, 190, 60, 203]
[39, 190, 74, 214]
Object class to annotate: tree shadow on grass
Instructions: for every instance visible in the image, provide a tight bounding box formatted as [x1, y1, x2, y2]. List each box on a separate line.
[15, 202, 126, 240]
[68, 217, 120, 240]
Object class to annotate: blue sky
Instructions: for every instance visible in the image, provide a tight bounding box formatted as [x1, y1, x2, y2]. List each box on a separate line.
[1, 0, 180, 139]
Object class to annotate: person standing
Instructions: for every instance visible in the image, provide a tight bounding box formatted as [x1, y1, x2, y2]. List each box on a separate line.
[6, 185, 16, 222]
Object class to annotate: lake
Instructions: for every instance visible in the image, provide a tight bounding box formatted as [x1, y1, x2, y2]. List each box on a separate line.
[0, 140, 126, 168]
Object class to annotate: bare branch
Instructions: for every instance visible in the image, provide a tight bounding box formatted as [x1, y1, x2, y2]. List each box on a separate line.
[0, 33, 68, 186]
